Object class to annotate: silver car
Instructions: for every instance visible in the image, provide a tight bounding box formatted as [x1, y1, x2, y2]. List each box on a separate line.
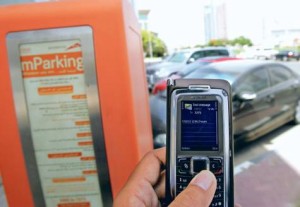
[146, 47, 233, 90]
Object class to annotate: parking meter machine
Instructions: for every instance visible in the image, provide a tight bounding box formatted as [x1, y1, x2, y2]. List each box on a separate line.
[0, 0, 153, 206]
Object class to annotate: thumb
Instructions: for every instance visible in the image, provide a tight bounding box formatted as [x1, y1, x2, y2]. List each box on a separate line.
[169, 170, 217, 207]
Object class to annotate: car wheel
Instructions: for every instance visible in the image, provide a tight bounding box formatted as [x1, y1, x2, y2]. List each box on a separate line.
[293, 100, 300, 124]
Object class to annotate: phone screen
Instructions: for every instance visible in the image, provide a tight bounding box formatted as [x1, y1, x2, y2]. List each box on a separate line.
[180, 100, 219, 151]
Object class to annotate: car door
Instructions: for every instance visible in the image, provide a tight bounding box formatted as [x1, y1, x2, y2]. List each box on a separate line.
[233, 67, 275, 141]
[267, 64, 299, 122]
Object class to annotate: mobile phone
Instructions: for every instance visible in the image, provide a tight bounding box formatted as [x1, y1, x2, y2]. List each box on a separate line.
[165, 79, 234, 207]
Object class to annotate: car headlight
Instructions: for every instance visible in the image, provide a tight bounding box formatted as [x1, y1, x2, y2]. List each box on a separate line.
[154, 133, 167, 147]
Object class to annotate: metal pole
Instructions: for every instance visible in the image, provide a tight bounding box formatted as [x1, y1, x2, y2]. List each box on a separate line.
[148, 31, 153, 58]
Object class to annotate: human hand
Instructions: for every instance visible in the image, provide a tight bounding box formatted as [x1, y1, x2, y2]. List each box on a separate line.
[113, 147, 217, 207]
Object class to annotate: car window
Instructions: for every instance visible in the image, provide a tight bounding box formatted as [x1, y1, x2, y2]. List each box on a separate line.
[168, 51, 189, 63]
[236, 68, 269, 93]
[189, 51, 205, 61]
[205, 49, 229, 56]
[269, 65, 293, 86]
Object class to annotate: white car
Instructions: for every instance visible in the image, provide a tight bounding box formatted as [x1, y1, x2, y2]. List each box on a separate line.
[253, 47, 278, 60]
[146, 47, 233, 90]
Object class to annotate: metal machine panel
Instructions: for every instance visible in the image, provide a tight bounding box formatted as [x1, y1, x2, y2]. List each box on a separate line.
[6, 26, 112, 207]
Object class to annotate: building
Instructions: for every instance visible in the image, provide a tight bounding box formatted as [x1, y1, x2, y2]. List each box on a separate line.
[203, 0, 227, 43]
[138, 9, 150, 30]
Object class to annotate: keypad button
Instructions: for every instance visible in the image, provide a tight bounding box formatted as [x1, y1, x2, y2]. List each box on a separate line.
[178, 157, 190, 163]
[210, 158, 223, 175]
[177, 169, 189, 175]
[177, 176, 192, 184]
[210, 199, 223, 207]
[216, 176, 223, 184]
[192, 159, 208, 173]
[180, 161, 190, 171]
[177, 158, 191, 174]
[213, 191, 223, 200]
[177, 183, 188, 192]
[216, 183, 223, 192]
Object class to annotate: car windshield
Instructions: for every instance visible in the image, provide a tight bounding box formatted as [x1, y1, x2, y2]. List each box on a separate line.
[177, 61, 210, 76]
[167, 51, 190, 63]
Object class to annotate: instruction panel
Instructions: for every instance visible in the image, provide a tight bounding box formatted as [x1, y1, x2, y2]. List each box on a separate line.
[20, 40, 103, 207]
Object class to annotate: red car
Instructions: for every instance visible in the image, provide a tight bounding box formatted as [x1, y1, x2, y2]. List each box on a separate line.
[152, 56, 240, 94]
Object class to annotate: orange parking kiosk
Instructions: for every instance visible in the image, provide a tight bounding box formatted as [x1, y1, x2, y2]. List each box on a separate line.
[0, 0, 153, 206]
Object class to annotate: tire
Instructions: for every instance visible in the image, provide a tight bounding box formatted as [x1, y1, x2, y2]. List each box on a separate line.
[292, 100, 300, 125]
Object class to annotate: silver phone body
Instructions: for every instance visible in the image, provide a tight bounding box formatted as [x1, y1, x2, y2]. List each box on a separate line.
[166, 80, 233, 207]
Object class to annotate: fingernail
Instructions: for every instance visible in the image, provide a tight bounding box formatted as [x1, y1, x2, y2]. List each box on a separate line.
[190, 170, 215, 191]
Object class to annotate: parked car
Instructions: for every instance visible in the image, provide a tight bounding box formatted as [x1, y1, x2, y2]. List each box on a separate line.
[150, 60, 300, 148]
[253, 47, 278, 60]
[146, 47, 233, 90]
[151, 56, 241, 94]
[274, 50, 300, 61]
[238, 47, 278, 60]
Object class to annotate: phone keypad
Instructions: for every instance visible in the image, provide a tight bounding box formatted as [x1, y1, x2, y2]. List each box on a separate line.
[176, 157, 224, 207]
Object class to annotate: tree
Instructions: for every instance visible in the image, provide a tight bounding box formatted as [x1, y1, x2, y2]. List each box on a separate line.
[231, 36, 253, 46]
[206, 36, 253, 47]
[141, 30, 167, 57]
[208, 39, 229, 46]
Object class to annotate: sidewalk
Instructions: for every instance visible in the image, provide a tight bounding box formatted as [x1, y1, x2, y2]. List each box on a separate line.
[235, 125, 300, 207]
[235, 151, 300, 207]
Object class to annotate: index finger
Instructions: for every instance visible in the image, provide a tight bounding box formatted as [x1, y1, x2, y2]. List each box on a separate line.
[128, 147, 166, 186]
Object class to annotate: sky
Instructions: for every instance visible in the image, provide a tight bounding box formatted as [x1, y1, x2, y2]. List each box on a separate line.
[136, 0, 300, 50]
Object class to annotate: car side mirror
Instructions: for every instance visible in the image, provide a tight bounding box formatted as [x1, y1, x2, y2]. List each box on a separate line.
[234, 92, 257, 102]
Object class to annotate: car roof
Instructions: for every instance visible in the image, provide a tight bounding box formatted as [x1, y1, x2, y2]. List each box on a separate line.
[202, 59, 278, 75]
[175, 47, 229, 53]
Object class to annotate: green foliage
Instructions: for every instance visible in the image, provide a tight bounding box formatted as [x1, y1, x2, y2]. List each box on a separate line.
[207, 36, 252, 47]
[276, 46, 300, 53]
[230, 36, 253, 46]
[194, 44, 206, 48]
[141, 30, 167, 57]
[208, 39, 230, 46]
